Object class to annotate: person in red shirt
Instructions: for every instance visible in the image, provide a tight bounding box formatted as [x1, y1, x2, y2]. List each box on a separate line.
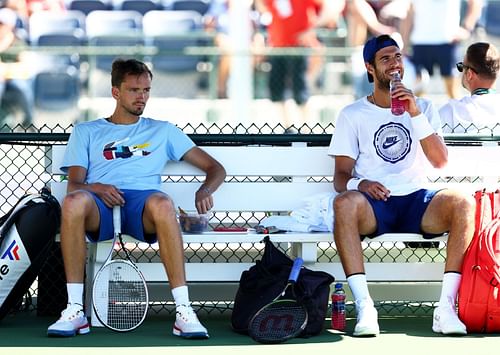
[255, 0, 324, 131]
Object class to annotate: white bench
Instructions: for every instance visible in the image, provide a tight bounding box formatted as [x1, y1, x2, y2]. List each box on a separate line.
[48, 141, 500, 317]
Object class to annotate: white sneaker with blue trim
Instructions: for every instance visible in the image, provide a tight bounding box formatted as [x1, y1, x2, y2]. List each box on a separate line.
[173, 304, 209, 339]
[47, 303, 90, 337]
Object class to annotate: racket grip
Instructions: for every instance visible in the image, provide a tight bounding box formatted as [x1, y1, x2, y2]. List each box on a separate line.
[289, 257, 303, 282]
[113, 205, 121, 235]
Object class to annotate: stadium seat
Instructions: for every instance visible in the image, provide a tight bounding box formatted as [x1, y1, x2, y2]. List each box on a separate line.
[68, 0, 110, 15]
[142, 10, 208, 97]
[116, 0, 161, 15]
[28, 10, 86, 45]
[85, 10, 144, 71]
[28, 11, 86, 71]
[35, 32, 86, 68]
[163, 0, 210, 15]
[34, 66, 81, 111]
[142, 10, 203, 71]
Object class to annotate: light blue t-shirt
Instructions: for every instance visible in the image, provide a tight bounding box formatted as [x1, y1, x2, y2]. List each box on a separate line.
[62, 117, 195, 190]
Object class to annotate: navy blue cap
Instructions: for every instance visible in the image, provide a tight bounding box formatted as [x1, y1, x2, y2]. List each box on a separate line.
[363, 35, 400, 82]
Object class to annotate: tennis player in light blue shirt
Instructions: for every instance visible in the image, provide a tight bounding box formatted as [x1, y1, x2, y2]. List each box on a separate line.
[48, 58, 226, 339]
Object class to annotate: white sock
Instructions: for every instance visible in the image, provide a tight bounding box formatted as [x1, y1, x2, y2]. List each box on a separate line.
[66, 283, 84, 306]
[171, 285, 190, 307]
[347, 274, 372, 305]
[439, 272, 461, 308]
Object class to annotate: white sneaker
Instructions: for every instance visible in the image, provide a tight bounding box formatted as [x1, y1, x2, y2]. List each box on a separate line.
[173, 304, 209, 339]
[47, 303, 90, 337]
[432, 304, 467, 335]
[353, 299, 380, 337]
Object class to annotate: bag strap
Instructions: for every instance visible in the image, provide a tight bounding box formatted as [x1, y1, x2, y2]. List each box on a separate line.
[0, 194, 43, 240]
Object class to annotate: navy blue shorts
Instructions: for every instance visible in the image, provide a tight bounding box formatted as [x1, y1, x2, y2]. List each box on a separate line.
[362, 188, 442, 238]
[269, 55, 309, 105]
[87, 189, 162, 243]
[411, 43, 459, 77]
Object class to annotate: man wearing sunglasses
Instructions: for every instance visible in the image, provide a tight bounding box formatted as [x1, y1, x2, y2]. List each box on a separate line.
[439, 42, 500, 134]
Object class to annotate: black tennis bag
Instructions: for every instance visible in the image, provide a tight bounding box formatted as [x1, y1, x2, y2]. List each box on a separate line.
[231, 236, 335, 337]
[0, 188, 61, 319]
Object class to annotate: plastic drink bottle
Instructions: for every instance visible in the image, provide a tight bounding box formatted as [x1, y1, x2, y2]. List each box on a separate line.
[331, 282, 346, 331]
[390, 72, 406, 115]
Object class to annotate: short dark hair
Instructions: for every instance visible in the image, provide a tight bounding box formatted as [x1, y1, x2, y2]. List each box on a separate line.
[111, 58, 153, 87]
[466, 42, 499, 80]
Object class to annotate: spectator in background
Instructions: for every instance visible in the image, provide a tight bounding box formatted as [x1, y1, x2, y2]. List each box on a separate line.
[1, 0, 28, 19]
[26, 0, 65, 14]
[309, 0, 346, 90]
[346, 0, 409, 99]
[0, 7, 34, 126]
[204, 0, 231, 98]
[255, 0, 324, 131]
[204, 0, 265, 99]
[440, 42, 500, 134]
[401, 0, 484, 99]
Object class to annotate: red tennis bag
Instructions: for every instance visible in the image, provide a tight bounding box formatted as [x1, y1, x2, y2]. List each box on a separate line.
[458, 190, 500, 333]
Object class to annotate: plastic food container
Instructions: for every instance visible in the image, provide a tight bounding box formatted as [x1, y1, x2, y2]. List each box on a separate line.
[178, 212, 210, 233]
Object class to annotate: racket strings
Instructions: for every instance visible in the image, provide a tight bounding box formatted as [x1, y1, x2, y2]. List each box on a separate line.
[251, 301, 307, 341]
[94, 262, 148, 331]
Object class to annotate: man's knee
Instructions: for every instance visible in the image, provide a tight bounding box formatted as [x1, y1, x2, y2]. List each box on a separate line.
[334, 191, 364, 214]
[62, 190, 94, 217]
[146, 193, 176, 219]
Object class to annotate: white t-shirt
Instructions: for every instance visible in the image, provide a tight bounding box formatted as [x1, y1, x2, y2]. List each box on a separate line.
[410, 0, 461, 45]
[439, 93, 500, 134]
[328, 96, 442, 196]
[62, 117, 195, 190]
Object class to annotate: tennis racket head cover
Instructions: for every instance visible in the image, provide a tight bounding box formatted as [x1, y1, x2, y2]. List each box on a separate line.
[92, 205, 149, 332]
[248, 257, 308, 344]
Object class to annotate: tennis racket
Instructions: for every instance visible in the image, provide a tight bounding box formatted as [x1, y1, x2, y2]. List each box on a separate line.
[248, 257, 308, 344]
[92, 205, 149, 332]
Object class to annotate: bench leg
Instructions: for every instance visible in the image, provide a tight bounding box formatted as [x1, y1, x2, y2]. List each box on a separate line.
[290, 242, 317, 264]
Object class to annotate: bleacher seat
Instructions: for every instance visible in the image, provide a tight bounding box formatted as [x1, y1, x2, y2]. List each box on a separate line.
[68, 0, 110, 15]
[116, 0, 161, 14]
[28, 11, 86, 72]
[28, 10, 86, 44]
[142, 10, 203, 72]
[85, 10, 144, 71]
[163, 0, 209, 15]
[34, 66, 81, 111]
[142, 10, 207, 98]
[36, 32, 86, 68]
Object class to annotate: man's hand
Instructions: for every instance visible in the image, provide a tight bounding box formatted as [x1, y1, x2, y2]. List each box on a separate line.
[390, 80, 420, 117]
[359, 180, 391, 201]
[195, 188, 213, 214]
[91, 183, 125, 207]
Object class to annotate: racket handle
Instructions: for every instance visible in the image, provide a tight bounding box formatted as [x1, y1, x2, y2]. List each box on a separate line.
[289, 257, 303, 283]
[113, 205, 121, 235]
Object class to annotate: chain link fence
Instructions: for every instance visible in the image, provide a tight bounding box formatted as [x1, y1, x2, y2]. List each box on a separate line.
[1, 123, 499, 318]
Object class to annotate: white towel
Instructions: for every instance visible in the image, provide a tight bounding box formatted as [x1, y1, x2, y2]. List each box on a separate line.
[261, 192, 337, 232]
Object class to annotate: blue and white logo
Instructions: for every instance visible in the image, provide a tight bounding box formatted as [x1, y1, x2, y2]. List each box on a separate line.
[373, 122, 412, 163]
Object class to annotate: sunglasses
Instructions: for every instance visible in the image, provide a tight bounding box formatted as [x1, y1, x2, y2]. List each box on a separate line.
[456, 62, 477, 73]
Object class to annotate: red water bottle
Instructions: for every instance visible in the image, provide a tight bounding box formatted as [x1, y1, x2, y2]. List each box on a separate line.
[331, 282, 346, 331]
[390, 72, 406, 116]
